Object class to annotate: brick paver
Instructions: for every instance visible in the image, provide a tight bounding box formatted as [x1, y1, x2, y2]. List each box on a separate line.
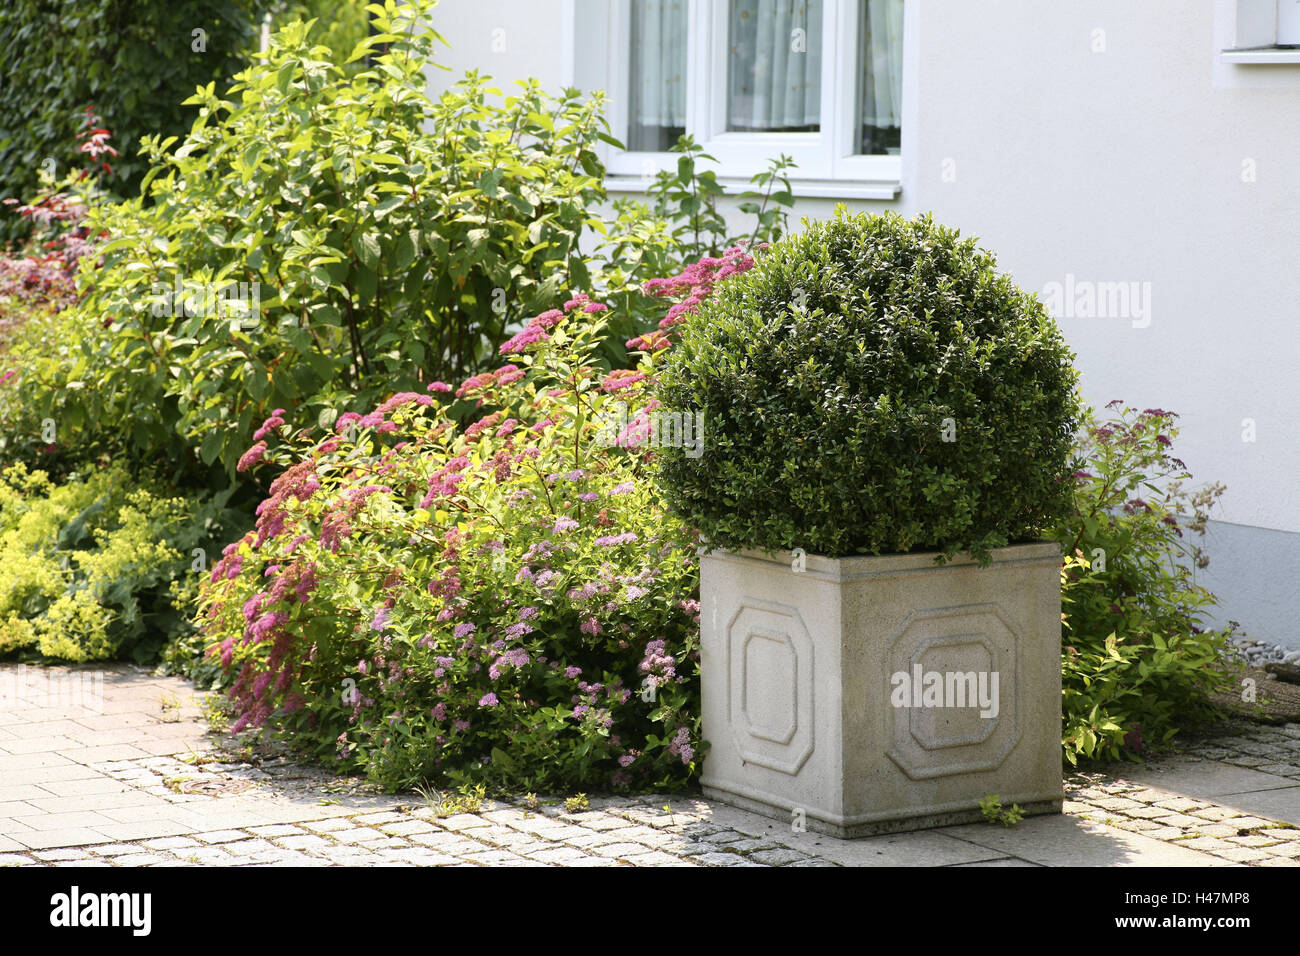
[5, 663, 1300, 866]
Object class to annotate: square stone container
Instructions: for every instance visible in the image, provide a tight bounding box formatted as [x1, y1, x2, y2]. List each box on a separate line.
[699, 541, 1064, 837]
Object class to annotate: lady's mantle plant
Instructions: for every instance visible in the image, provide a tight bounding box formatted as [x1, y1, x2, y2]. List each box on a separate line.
[198, 296, 707, 793]
[654, 208, 1083, 562]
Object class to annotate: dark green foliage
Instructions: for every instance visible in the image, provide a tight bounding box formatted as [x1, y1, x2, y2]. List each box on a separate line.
[0, 0, 269, 241]
[655, 208, 1083, 562]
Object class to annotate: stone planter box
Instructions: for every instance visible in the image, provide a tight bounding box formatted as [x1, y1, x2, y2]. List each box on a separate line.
[699, 541, 1064, 837]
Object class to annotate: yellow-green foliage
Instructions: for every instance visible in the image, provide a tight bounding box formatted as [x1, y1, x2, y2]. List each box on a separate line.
[0, 462, 204, 662]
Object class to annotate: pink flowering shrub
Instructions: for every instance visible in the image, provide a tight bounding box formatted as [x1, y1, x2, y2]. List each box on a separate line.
[197, 295, 709, 793]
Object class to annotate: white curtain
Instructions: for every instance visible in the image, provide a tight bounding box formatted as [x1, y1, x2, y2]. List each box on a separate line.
[629, 0, 689, 138]
[727, 0, 823, 131]
[861, 0, 904, 136]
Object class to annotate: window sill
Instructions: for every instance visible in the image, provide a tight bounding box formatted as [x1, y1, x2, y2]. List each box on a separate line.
[1220, 46, 1300, 64]
[604, 174, 902, 201]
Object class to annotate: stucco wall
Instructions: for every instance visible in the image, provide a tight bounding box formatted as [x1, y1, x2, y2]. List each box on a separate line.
[423, 0, 1300, 648]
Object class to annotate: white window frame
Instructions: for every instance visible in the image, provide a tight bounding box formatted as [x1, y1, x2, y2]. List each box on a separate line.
[585, 0, 908, 198]
[1222, 0, 1300, 62]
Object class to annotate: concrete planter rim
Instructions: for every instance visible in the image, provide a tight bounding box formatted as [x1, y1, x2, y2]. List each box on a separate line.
[699, 540, 1063, 581]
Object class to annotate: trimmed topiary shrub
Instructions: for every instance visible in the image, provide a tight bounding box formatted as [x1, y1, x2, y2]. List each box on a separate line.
[654, 208, 1083, 562]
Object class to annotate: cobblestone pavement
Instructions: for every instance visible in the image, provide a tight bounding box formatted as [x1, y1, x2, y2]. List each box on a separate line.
[3, 663, 1300, 867]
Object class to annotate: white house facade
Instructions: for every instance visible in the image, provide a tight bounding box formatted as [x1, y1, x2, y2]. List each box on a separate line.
[425, 0, 1300, 651]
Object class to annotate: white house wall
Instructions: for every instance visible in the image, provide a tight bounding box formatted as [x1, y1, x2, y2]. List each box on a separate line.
[424, 0, 1300, 650]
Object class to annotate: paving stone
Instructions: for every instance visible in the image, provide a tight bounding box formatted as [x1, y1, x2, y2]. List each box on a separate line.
[526, 846, 591, 864]
[33, 848, 91, 861]
[1225, 817, 1278, 831]
[1151, 813, 1206, 828]
[90, 844, 141, 857]
[587, 841, 655, 859]
[749, 847, 809, 866]
[302, 818, 354, 833]
[1213, 847, 1274, 863]
[5, 662, 1299, 869]
[9, 828, 108, 849]
[246, 824, 306, 838]
[1180, 836, 1236, 852]
[690, 851, 752, 866]
[378, 848, 459, 866]
[437, 813, 493, 832]
[352, 812, 406, 826]
[786, 858, 842, 867]
[1093, 797, 1145, 812]
[1260, 827, 1300, 839]
[1189, 807, 1238, 822]
[141, 836, 200, 850]
[379, 819, 438, 837]
[563, 830, 635, 849]
[1228, 834, 1281, 847]
[223, 839, 278, 858]
[278, 834, 333, 851]
[455, 850, 526, 865]
[562, 813, 634, 832]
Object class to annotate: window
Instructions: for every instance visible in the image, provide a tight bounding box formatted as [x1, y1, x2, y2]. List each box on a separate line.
[583, 0, 907, 196]
[1222, 0, 1300, 62]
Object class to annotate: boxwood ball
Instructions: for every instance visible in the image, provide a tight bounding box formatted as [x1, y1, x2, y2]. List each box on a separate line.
[653, 208, 1082, 563]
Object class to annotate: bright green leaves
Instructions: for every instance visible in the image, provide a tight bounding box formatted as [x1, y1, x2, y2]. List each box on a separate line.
[1055, 404, 1234, 765]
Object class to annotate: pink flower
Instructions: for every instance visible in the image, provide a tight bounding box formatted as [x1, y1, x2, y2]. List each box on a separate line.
[594, 532, 637, 547]
[601, 370, 646, 392]
[499, 325, 549, 354]
[253, 409, 286, 441]
[428, 381, 452, 393]
[478, 692, 499, 707]
[237, 441, 268, 472]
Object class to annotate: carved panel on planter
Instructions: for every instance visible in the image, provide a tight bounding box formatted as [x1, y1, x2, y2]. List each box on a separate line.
[884, 604, 1022, 780]
[727, 601, 814, 775]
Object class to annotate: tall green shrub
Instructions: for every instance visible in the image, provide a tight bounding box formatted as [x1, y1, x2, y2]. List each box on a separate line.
[34, 1, 613, 480]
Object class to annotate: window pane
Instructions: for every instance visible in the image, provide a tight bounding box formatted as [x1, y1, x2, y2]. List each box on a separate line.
[858, 0, 903, 155]
[727, 0, 823, 132]
[628, 0, 688, 151]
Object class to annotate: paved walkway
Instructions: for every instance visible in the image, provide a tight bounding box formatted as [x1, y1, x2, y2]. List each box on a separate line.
[2, 663, 1300, 867]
